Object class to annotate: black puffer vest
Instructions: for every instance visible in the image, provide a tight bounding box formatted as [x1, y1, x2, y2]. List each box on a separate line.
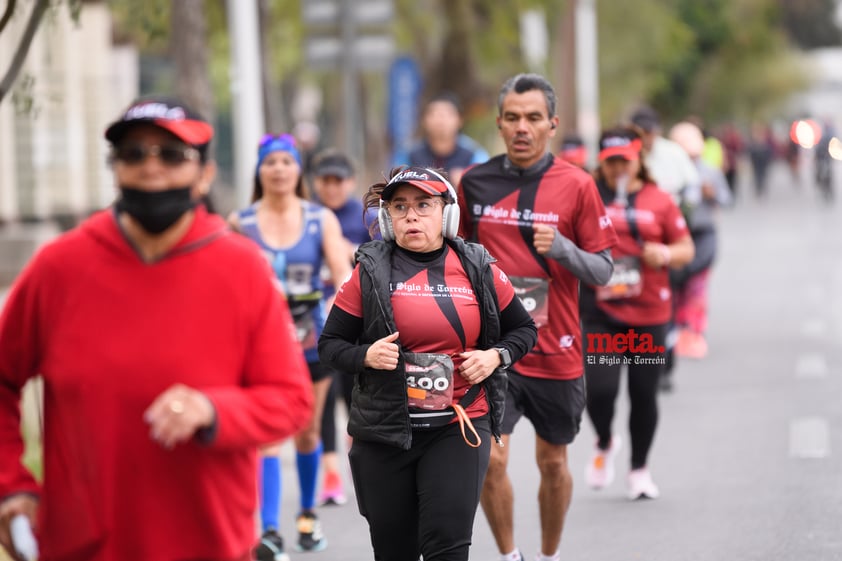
[349, 238, 508, 449]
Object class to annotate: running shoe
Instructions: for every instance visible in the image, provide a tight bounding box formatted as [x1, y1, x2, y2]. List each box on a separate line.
[296, 511, 327, 552]
[584, 435, 621, 489]
[319, 489, 348, 506]
[675, 328, 704, 359]
[627, 467, 660, 500]
[685, 332, 709, 359]
[254, 528, 290, 561]
[319, 471, 348, 506]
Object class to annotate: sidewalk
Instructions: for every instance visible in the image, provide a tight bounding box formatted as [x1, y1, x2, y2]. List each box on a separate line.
[0, 221, 61, 287]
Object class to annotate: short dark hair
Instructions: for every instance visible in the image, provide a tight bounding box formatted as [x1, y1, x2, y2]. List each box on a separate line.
[425, 91, 463, 115]
[497, 73, 557, 118]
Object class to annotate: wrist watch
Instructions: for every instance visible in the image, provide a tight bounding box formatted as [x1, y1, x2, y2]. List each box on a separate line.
[494, 347, 512, 368]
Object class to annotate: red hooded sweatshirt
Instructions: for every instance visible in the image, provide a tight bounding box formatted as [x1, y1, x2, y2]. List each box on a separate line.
[0, 207, 313, 561]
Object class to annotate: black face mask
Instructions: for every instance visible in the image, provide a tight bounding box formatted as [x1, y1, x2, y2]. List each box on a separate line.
[116, 186, 197, 234]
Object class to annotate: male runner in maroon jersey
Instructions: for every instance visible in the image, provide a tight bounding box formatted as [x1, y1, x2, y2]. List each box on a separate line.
[458, 73, 617, 561]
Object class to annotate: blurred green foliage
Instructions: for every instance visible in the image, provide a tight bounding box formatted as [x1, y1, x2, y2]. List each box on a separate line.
[108, 0, 171, 51]
[105, 0, 835, 144]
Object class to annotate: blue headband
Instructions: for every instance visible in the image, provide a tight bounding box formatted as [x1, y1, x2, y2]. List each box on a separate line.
[256, 134, 301, 174]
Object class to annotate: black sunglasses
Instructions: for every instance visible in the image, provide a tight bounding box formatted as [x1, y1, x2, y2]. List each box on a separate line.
[111, 144, 200, 166]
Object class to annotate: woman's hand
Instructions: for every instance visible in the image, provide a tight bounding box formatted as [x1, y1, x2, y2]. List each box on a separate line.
[456, 349, 500, 384]
[641, 241, 670, 268]
[0, 494, 38, 561]
[364, 332, 400, 370]
[144, 384, 216, 449]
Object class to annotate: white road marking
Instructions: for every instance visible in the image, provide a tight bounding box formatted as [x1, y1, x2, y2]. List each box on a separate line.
[800, 318, 827, 339]
[795, 353, 828, 379]
[789, 417, 830, 459]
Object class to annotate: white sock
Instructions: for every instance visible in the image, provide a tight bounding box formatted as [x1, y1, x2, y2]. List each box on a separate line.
[537, 551, 561, 561]
[500, 550, 522, 561]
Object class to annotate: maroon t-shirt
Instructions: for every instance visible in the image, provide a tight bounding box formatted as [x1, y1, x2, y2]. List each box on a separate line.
[335, 245, 515, 418]
[459, 155, 617, 379]
[589, 182, 689, 325]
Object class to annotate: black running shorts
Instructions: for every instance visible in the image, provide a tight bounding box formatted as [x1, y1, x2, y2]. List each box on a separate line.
[499, 369, 586, 445]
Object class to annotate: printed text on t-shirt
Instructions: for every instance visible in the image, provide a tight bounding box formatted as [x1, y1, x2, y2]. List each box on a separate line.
[472, 204, 559, 226]
[390, 281, 475, 300]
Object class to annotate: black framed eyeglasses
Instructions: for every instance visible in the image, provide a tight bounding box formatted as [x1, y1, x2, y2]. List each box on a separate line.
[111, 144, 200, 166]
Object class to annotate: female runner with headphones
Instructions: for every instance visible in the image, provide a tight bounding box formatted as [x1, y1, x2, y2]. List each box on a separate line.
[318, 166, 537, 561]
[229, 134, 351, 557]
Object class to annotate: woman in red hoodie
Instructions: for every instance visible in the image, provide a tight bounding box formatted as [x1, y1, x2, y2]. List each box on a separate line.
[0, 96, 313, 561]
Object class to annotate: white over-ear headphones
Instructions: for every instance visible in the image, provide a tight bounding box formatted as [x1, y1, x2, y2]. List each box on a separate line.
[378, 167, 460, 242]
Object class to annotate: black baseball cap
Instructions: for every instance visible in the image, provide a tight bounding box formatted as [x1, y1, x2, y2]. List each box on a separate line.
[630, 106, 660, 133]
[105, 95, 213, 147]
[313, 150, 354, 179]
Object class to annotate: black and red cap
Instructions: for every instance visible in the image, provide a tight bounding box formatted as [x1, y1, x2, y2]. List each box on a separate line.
[598, 130, 642, 161]
[105, 96, 214, 147]
[381, 166, 455, 201]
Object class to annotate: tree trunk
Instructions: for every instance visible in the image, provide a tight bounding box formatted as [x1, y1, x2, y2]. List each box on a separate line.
[170, 0, 214, 127]
[0, 0, 17, 35]
[0, 0, 49, 104]
[555, 0, 577, 142]
[258, 0, 285, 133]
[432, 0, 486, 113]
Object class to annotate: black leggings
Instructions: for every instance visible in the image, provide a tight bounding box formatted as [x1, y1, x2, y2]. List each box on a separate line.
[583, 321, 666, 469]
[320, 368, 353, 453]
[348, 417, 491, 561]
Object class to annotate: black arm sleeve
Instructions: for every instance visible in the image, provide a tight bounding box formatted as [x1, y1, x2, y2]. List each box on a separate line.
[318, 307, 370, 374]
[495, 297, 538, 363]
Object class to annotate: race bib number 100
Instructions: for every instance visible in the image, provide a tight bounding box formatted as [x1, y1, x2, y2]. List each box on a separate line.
[404, 352, 454, 411]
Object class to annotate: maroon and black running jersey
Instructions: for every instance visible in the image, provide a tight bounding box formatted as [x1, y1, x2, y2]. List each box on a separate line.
[335, 245, 515, 417]
[591, 182, 689, 325]
[458, 155, 617, 379]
